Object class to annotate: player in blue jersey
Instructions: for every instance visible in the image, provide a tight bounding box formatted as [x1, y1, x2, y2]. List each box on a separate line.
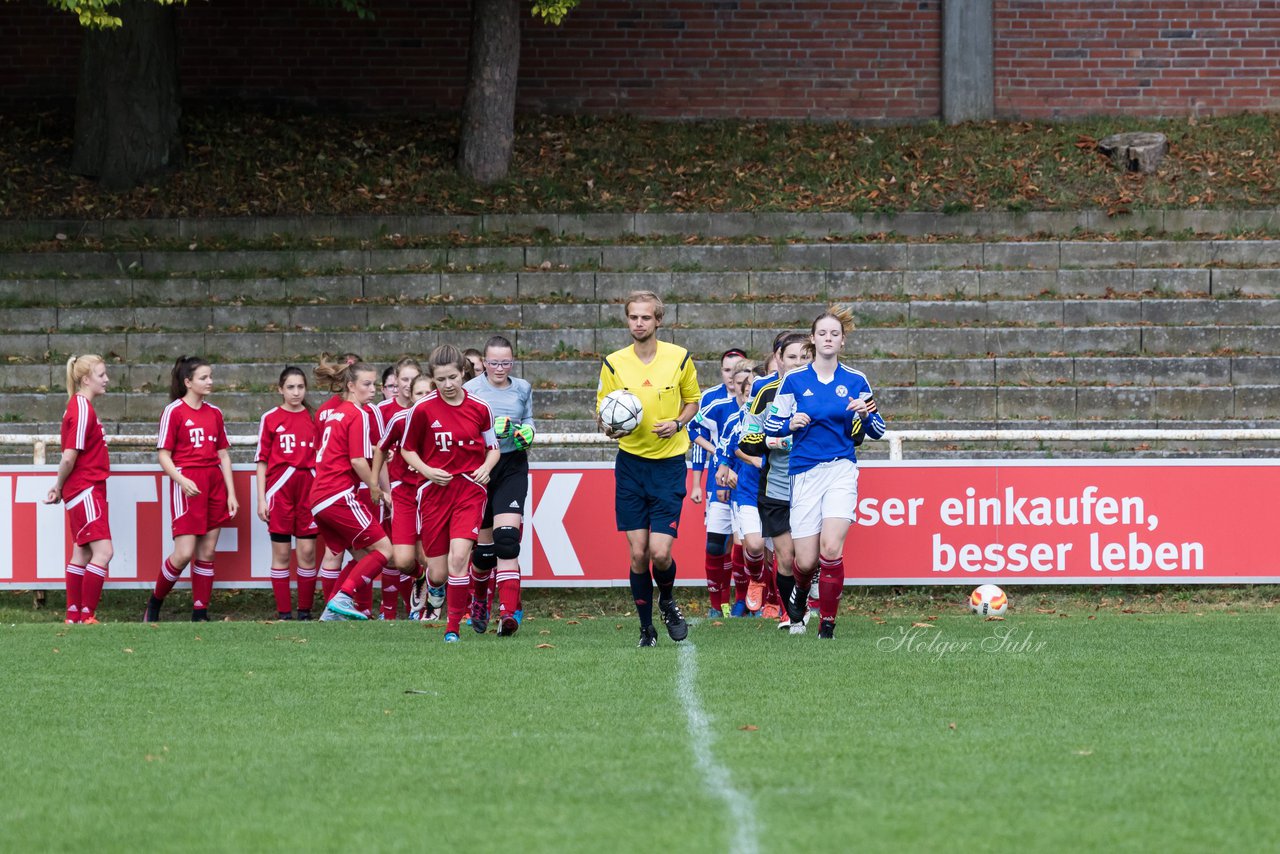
[693, 391, 744, 617]
[764, 307, 886, 639]
[689, 348, 747, 505]
[715, 360, 771, 616]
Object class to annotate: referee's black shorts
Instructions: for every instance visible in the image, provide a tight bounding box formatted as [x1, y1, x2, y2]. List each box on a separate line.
[614, 450, 686, 536]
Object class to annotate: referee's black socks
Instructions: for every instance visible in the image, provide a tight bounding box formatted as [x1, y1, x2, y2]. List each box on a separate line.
[652, 559, 677, 603]
[630, 571, 654, 627]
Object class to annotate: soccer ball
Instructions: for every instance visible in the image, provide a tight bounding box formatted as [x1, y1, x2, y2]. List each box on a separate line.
[969, 584, 1008, 617]
[599, 390, 643, 435]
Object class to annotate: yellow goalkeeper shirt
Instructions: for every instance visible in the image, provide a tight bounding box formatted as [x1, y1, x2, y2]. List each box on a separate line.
[597, 340, 701, 460]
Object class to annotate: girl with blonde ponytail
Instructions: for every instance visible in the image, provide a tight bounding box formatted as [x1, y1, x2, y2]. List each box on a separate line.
[42, 355, 113, 623]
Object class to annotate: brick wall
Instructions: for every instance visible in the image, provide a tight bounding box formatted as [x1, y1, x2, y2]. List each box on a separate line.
[995, 0, 1280, 117]
[1, 0, 1276, 120]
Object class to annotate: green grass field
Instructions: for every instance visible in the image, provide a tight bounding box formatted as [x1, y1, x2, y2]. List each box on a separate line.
[4, 596, 1279, 852]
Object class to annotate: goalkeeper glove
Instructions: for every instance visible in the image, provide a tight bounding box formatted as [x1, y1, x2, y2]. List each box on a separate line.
[513, 424, 535, 451]
[493, 416, 513, 438]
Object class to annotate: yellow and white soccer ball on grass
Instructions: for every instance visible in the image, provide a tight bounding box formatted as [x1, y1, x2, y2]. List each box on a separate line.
[599, 389, 644, 436]
[969, 584, 1008, 617]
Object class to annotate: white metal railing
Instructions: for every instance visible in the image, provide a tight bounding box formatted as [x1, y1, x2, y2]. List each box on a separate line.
[8, 429, 1280, 464]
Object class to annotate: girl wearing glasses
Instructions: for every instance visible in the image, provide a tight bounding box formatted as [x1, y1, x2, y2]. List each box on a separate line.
[461, 335, 534, 636]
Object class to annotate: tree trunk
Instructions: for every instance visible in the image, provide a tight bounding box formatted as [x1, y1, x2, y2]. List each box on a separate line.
[71, 0, 181, 192]
[457, 0, 521, 184]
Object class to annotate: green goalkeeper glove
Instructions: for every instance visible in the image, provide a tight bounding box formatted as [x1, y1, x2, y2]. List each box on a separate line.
[513, 424, 535, 451]
[493, 416, 514, 438]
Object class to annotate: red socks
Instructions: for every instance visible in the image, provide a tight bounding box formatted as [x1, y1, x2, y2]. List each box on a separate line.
[470, 566, 492, 605]
[495, 569, 520, 619]
[730, 546, 748, 603]
[297, 565, 318, 612]
[64, 564, 84, 622]
[191, 559, 215, 611]
[270, 566, 292, 614]
[379, 566, 401, 619]
[339, 551, 389, 599]
[446, 575, 470, 633]
[81, 563, 106, 619]
[319, 566, 341, 602]
[153, 556, 182, 600]
[704, 551, 725, 610]
[744, 549, 765, 581]
[818, 555, 844, 621]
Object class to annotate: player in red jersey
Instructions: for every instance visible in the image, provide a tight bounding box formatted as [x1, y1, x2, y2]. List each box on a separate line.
[400, 345, 500, 642]
[255, 366, 320, 620]
[145, 356, 238, 622]
[313, 362, 393, 621]
[313, 352, 363, 601]
[372, 371, 433, 619]
[367, 357, 422, 619]
[43, 354, 113, 624]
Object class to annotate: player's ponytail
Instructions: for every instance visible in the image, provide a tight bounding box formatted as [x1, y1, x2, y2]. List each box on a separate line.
[812, 305, 856, 336]
[65, 354, 104, 399]
[313, 352, 363, 393]
[169, 355, 210, 401]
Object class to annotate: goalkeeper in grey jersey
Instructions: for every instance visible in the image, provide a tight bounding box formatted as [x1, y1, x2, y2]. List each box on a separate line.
[462, 335, 535, 636]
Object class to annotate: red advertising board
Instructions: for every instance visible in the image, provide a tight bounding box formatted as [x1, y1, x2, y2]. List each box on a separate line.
[2, 460, 1278, 587]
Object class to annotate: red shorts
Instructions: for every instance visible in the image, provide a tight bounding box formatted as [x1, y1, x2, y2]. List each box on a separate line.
[313, 490, 386, 553]
[390, 484, 421, 547]
[417, 475, 487, 557]
[171, 467, 230, 538]
[264, 467, 318, 538]
[357, 484, 383, 525]
[66, 483, 111, 546]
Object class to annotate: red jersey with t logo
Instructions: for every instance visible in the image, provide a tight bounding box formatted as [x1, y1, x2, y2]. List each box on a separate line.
[157, 398, 230, 468]
[61, 393, 110, 495]
[255, 406, 318, 481]
[401, 391, 498, 476]
[377, 399, 421, 487]
[309, 399, 373, 510]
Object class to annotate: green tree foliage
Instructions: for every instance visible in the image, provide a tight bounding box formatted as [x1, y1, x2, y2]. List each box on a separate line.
[530, 0, 578, 25]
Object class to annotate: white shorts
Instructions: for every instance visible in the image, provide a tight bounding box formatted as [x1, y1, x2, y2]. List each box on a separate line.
[705, 500, 734, 536]
[789, 458, 859, 539]
[733, 501, 762, 538]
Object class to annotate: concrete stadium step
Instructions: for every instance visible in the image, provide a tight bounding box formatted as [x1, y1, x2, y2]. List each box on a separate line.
[4, 238, 1280, 279]
[5, 297, 1280, 332]
[6, 324, 1280, 364]
[4, 265, 1280, 307]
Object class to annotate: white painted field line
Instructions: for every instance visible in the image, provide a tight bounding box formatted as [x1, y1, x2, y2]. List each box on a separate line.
[676, 641, 760, 854]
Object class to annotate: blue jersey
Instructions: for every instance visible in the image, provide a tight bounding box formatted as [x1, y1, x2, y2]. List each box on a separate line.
[763, 363, 886, 475]
[689, 383, 731, 472]
[696, 397, 739, 507]
[717, 403, 760, 508]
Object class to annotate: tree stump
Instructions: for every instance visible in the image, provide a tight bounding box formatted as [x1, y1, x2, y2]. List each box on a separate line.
[1097, 132, 1168, 174]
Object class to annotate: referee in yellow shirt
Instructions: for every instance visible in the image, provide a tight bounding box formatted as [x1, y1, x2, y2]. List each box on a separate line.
[597, 291, 702, 647]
